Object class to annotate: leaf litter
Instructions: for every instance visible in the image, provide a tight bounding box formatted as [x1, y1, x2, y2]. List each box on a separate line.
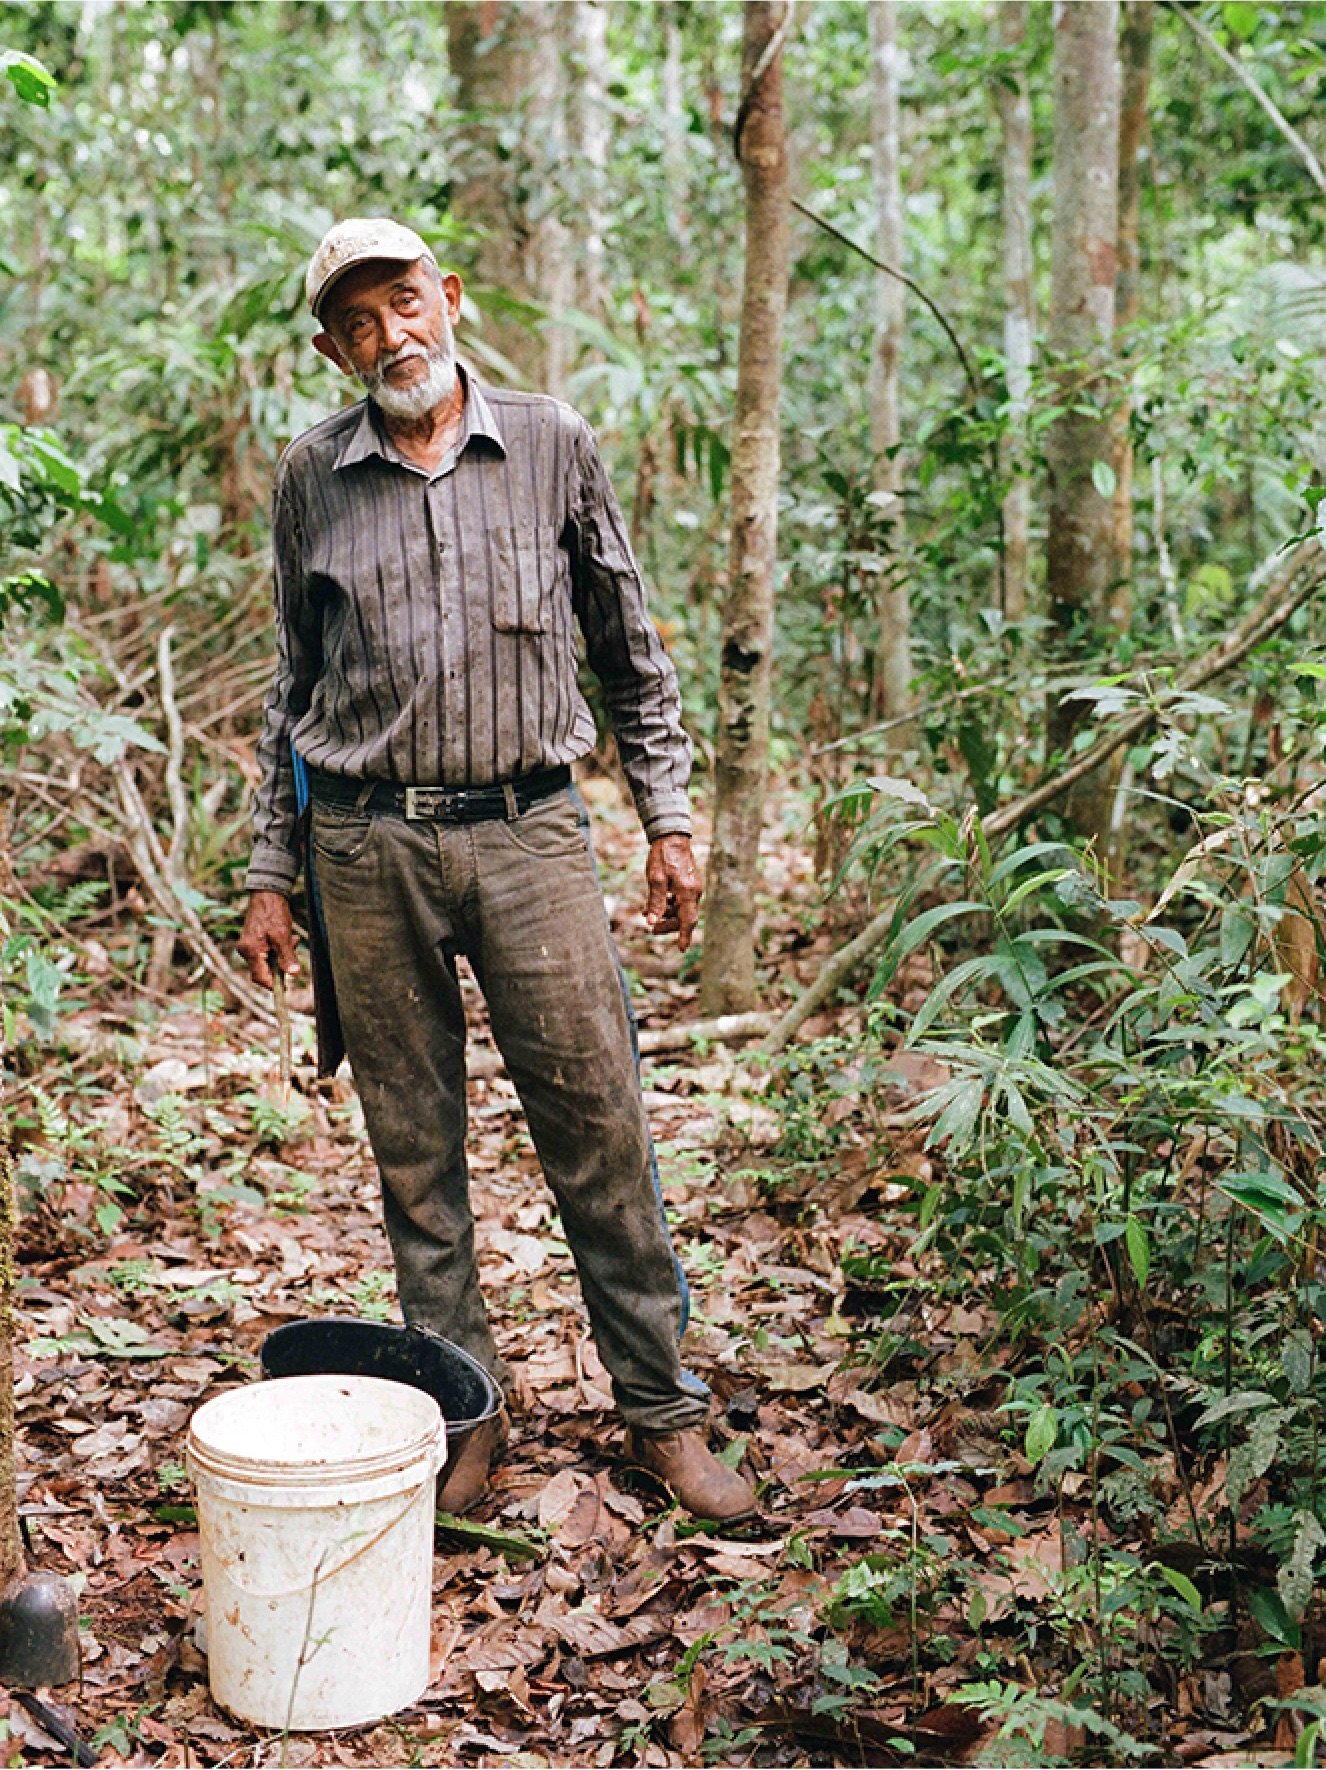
[1, 794, 1265, 1766]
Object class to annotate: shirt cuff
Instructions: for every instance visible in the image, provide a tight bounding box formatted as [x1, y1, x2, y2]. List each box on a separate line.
[637, 791, 693, 844]
[245, 842, 300, 896]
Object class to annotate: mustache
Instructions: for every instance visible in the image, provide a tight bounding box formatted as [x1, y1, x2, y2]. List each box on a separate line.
[377, 343, 429, 372]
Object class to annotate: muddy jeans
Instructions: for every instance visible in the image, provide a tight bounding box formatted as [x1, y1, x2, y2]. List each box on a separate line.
[309, 784, 711, 1433]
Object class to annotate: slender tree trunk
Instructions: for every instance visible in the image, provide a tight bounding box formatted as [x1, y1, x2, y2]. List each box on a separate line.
[996, 0, 1034, 623]
[868, 0, 910, 723]
[0, 824, 23, 1595]
[534, 18, 574, 398]
[565, 0, 610, 320]
[1113, 0, 1154, 596]
[1045, 0, 1121, 846]
[662, 3, 688, 245]
[700, 2, 789, 1016]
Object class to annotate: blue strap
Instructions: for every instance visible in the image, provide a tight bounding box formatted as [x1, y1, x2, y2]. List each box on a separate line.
[292, 745, 311, 817]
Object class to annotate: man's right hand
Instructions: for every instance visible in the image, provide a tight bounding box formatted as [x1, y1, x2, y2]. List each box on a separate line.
[238, 890, 300, 989]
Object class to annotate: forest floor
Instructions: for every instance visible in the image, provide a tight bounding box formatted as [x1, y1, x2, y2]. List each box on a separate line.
[1, 777, 1295, 1768]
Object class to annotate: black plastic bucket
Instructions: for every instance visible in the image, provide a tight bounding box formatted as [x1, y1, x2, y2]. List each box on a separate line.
[260, 1319, 501, 1467]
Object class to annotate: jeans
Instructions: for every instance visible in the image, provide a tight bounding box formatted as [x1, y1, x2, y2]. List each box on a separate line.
[310, 784, 711, 1433]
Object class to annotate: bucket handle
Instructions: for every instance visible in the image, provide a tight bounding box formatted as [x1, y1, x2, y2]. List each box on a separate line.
[199, 1485, 428, 1602]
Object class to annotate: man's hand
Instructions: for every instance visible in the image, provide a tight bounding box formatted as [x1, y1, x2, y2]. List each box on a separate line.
[238, 890, 300, 989]
[644, 835, 702, 952]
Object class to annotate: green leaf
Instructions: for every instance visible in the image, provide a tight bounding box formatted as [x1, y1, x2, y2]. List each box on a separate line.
[1091, 459, 1117, 500]
[1025, 1402, 1057, 1466]
[1227, 1407, 1290, 1511]
[1283, 1329, 1314, 1396]
[1124, 1216, 1150, 1290]
[1248, 1584, 1299, 1649]
[2, 51, 58, 107]
[1218, 1171, 1303, 1239]
[1222, 0, 1259, 37]
[1154, 1564, 1202, 1613]
[435, 1514, 546, 1561]
[1195, 1388, 1277, 1429]
[1277, 1511, 1326, 1622]
[927, 1077, 984, 1153]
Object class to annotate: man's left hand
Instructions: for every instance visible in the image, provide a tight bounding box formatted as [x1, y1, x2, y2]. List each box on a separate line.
[645, 835, 702, 951]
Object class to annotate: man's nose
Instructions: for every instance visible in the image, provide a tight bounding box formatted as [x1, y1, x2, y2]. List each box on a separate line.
[379, 312, 408, 355]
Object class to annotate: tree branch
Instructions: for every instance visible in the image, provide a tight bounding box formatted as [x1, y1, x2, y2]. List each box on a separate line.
[789, 196, 980, 399]
[1163, 1, 1326, 195]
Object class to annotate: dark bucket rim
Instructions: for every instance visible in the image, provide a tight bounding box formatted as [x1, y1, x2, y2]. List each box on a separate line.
[259, 1316, 503, 1434]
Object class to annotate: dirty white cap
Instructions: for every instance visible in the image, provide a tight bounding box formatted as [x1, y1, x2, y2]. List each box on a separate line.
[305, 218, 437, 320]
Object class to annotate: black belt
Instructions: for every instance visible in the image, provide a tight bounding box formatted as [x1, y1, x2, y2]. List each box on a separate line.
[309, 764, 571, 824]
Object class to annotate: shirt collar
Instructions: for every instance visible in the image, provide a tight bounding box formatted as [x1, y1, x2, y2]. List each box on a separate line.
[332, 361, 506, 472]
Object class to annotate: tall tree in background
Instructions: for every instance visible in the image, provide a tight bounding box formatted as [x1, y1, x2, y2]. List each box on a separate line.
[1044, 0, 1121, 846]
[445, 1, 572, 391]
[869, 0, 911, 722]
[662, 3, 689, 246]
[1113, 0, 1155, 590]
[701, 1, 789, 1016]
[996, 0, 1034, 623]
[564, 0, 609, 321]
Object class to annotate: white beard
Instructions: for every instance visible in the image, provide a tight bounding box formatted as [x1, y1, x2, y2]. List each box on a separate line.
[358, 340, 457, 420]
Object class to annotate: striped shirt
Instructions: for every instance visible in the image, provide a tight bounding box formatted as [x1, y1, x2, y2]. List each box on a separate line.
[246, 370, 693, 895]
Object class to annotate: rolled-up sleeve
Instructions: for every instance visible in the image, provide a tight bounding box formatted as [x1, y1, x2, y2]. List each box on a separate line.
[245, 459, 322, 895]
[565, 418, 693, 842]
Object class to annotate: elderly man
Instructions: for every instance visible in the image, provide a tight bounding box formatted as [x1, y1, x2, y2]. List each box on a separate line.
[238, 219, 755, 1524]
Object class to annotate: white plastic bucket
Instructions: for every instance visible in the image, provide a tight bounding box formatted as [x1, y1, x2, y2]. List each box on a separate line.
[187, 1374, 444, 1732]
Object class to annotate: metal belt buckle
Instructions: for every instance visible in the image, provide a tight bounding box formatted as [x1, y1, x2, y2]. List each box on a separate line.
[404, 786, 455, 821]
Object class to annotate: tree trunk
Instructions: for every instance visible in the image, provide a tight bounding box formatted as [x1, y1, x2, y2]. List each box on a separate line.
[700, 2, 789, 1017]
[662, 3, 688, 245]
[868, 0, 911, 724]
[1113, 1, 1154, 594]
[446, 1, 571, 391]
[996, 0, 1034, 624]
[565, 0, 610, 320]
[1045, 0, 1121, 847]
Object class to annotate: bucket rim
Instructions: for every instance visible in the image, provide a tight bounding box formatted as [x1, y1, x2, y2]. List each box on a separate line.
[260, 1317, 504, 1429]
[188, 1373, 442, 1483]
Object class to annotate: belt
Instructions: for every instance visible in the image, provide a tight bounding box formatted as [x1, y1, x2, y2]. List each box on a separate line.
[309, 764, 571, 824]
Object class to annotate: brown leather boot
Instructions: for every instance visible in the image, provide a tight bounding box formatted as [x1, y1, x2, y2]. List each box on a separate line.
[623, 1428, 758, 1524]
[437, 1413, 507, 1517]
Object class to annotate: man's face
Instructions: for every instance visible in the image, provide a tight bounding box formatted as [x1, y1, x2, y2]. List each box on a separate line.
[314, 259, 463, 420]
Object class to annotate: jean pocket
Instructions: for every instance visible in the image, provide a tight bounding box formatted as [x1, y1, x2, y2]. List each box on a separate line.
[491, 525, 557, 633]
[311, 802, 375, 864]
[494, 792, 588, 859]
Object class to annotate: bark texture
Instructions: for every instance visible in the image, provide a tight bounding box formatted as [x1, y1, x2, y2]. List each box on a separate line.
[1045, 0, 1121, 844]
[565, 0, 610, 319]
[0, 969, 22, 1592]
[996, 0, 1034, 623]
[662, 3, 688, 244]
[446, 1, 572, 391]
[869, 0, 911, 721]
[1113, 0, 1155, 587]
[700, 2, 789, 1016]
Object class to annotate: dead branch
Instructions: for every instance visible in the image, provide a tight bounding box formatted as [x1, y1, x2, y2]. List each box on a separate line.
[110, 758, 275, 1023]
[148, 626, 190, 993]
[465, 1011, 778, 1080]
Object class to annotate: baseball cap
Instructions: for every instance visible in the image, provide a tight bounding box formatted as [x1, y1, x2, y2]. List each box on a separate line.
[305, 218, 437, 320]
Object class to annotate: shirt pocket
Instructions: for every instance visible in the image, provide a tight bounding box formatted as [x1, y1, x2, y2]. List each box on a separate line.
[490, 524, 558, 634]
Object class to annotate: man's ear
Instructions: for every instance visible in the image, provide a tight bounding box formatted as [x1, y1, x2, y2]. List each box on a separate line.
[441, 271, 463, 326]
[313, 330, 354, 375]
